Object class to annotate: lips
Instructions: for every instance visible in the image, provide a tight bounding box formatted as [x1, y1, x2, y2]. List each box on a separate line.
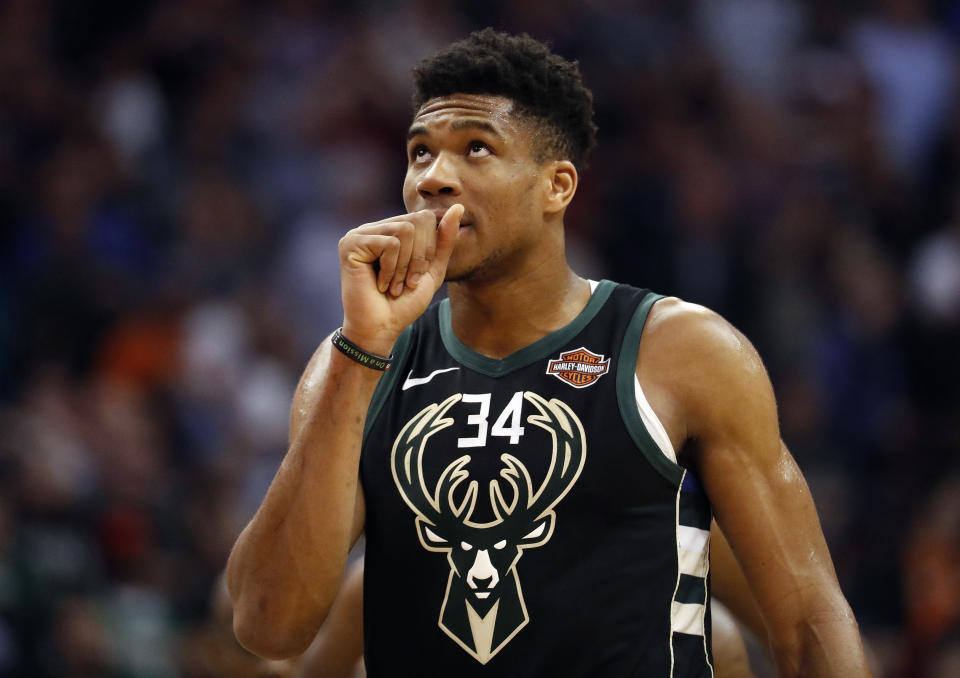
[428, 208, 471, 228]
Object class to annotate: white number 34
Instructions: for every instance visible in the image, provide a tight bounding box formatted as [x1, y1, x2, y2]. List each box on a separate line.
[457, 392, 525, 448]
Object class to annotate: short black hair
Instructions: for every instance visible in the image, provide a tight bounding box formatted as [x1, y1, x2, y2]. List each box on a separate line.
[412, 29, 598, 169]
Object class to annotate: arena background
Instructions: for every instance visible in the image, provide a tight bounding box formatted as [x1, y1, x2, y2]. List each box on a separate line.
[1, 0, 959, 676]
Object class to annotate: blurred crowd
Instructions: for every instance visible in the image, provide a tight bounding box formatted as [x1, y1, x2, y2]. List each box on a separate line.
[1, 0, 959, 676]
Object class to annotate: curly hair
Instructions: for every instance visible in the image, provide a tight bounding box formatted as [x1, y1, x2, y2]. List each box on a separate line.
[412, 29, 598, 169]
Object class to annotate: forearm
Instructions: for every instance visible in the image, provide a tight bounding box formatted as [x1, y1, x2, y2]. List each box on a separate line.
[295, 560, 365, 678]
[227, 342, 380, 658]
[227, 204, 459, 658]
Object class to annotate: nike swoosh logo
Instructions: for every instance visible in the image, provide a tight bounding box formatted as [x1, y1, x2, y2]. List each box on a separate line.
[402, 367, 460, 390]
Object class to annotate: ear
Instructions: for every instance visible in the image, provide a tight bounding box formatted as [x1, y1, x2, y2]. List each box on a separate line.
[518, 512, 555, 549]
[542, 160, 578, 216]
[416, 518, 451, 553]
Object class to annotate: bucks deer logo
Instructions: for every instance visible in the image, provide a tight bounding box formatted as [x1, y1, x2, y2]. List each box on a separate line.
[391, 392, 586, 664]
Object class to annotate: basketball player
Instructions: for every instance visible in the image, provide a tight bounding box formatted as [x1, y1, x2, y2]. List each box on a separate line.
[227, 30, 870, 676]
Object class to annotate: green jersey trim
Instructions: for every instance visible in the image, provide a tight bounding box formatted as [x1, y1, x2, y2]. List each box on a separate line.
[363, 325, 414, 441]
[438, 279, 618, 377]
[616, 293, 685, 487]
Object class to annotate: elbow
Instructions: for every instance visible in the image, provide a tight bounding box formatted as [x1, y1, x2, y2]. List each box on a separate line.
[232, 595, 329, 660]
[768, 597, 869, 678]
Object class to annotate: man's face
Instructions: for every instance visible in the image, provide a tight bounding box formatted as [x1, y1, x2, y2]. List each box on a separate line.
[402, 94, 548, 282]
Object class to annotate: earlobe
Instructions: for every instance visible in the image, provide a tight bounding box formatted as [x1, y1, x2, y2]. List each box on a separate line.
[544, 161, 578, 215]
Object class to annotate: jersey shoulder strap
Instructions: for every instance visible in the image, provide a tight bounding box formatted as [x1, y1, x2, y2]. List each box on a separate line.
[613, 292, 687, 486]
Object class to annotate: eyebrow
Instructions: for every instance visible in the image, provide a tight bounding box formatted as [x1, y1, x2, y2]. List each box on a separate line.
[406, 119, 506, 142]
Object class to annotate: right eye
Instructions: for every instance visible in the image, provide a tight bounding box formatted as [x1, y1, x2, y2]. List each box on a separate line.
[467, 141, 491, 158]
[460, 541, 473, 551]
[410, 145, 431, 163]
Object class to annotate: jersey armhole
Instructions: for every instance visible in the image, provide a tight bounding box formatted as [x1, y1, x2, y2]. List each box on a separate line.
[634, 376, 677, 463]
[362, 325, 414, 443]
[616, 293, 686, 487]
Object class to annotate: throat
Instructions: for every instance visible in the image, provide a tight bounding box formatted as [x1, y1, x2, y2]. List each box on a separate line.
[447, 271, 591, 359]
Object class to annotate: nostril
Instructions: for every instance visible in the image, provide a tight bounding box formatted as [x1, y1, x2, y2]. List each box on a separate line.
[472, 575, 493, 590]
[439, 186, 454, 194]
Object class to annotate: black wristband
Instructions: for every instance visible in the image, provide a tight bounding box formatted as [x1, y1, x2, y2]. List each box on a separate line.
[331, 328, 394, 371]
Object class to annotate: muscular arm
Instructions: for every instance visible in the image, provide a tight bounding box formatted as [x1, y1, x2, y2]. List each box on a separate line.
[639, 299, 870, 678]
[226, 338, 375, 658]
[294, 560, 365, 678]
[226, 205, 462, 659]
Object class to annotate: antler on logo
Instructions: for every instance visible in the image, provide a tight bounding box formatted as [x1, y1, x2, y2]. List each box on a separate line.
[391, 392, 586, 664]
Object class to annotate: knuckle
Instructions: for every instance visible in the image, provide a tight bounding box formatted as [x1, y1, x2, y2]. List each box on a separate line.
[338, 234, 353, 258]
[410, 210, 433, 228]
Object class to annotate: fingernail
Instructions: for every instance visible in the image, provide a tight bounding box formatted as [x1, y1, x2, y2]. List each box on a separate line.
[392, 280, 403, 296]
[408, 273, 421, 288]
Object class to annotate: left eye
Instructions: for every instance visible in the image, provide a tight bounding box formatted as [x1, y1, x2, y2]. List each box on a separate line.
[468, 142, 491, 158]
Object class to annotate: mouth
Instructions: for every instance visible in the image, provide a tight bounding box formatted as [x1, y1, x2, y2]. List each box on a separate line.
[429, 208, 472, 229]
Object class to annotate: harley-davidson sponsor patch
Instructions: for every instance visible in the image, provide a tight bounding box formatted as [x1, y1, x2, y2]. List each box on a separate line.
[546, 347, 610, 388]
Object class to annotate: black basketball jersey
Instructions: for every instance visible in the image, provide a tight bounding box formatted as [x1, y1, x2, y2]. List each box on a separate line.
[359, 281, 714, 677]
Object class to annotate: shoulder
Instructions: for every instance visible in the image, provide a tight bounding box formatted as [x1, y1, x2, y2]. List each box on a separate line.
[637, 297, 776, 443]
[641, 297, 758, 366]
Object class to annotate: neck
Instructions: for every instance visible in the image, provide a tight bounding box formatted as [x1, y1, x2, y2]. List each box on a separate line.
[446, 257, 590, 359]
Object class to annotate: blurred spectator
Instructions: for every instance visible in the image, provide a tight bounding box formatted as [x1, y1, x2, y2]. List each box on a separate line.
[909, 187, 960, 324]
[849, 0, 957, 179]
[695, 0, 805, 101]
[896, 476, 960, 678]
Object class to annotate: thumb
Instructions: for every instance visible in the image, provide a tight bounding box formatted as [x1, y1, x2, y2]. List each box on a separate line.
[429, 203, 464, 279]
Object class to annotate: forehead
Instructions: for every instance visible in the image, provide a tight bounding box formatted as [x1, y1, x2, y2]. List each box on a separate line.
[409, 94, 519, 137]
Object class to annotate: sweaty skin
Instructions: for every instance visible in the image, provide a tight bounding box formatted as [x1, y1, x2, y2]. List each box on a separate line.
[637, 299, 868, 676]
[226, 201, 463, 658]
[226, 92, 870, 677]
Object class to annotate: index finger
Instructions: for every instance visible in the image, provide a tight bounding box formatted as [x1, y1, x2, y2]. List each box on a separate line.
[429, 204, 464, 279]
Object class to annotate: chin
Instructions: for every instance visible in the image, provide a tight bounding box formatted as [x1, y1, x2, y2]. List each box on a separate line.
[443, 252, 475, 283]
[444, 267, 473, 283]
[445, 250, 507, 285]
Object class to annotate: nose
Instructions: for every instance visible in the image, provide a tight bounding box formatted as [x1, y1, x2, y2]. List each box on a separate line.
[416, 152, 461, 198]
[466, 549, 500, 591]
[471, 574, 494, 590]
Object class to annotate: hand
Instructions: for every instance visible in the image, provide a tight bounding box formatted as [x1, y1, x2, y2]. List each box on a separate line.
[338, 204, 463, 355]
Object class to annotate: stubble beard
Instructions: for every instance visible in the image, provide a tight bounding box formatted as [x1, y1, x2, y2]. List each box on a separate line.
[444, 246, 508, 285]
